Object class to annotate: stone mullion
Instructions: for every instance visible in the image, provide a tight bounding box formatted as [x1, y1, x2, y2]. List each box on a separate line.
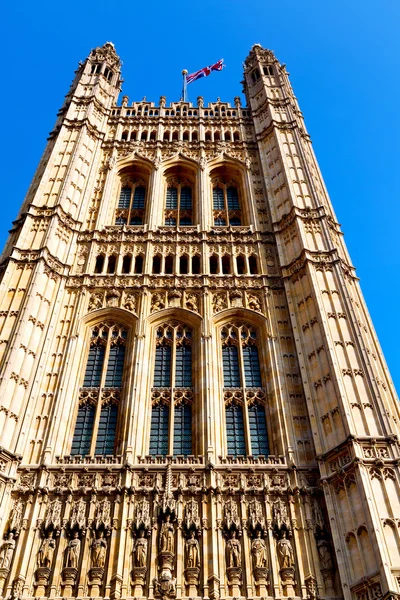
[175, 498, 184, 598]
[264, 495, 279, 597]
[147, 167, 163, 231]
[216, 495, 226, 599]
[130, 323, 150, 460]
[89, 334, 111, 457]
[243, 164, 258, 229]
[237, 339, 251, 457]
[148, 507, 158, 599]
[240, 495, 253, 598]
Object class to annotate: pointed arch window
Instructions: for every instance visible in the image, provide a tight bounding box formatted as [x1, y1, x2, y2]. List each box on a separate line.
[221, 324, 269, 457]
[165, 180, 193, 226]
[213, 182, 242, 226]
[115, 181, 147, 225]
[71, 322, 127, 456]
[149, 323, 193, 456]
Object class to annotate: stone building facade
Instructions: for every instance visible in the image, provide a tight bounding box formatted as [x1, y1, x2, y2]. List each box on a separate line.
[0, 41, 398, 600]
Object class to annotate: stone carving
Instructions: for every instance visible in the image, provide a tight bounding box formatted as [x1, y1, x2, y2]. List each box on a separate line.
[123, 293, 137, 312]
[277, 531, 294, 569]
[159, 515, 175, 553]
[94, 498, 111, 531]
[65, 532, 81, 568]
[185, 531, 200, 568]
[133, 530, 148, 567]
[105, 289, 120, 307]
[226, 530, 241, 567]
[247, 293, 262, 312]
[134, 498, 151, 533]
[88, 292, 103, 311]
[69, 498, 86, 532]
[44, 499, 62, 532]
[37, 531, 56, 568]
[212, 293, 227, 313]
[151, 293, 165, 312]
[185, 293, 199, 313]
[0, 533, 15, 569]
[9, 500, 24, 533]
[317, 539, 333, 570]
[248, 497, 265, 533]
[312, 498, 325, 533]
[223, 497, 241, 531]
[251, 530, 268, 569]
[272, 498, 289, 531]
[91, 531, 107, 568]
[184, 498, 201, 532]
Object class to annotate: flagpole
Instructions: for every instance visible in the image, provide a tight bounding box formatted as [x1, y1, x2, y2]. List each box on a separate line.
[182, 69, 188, 102]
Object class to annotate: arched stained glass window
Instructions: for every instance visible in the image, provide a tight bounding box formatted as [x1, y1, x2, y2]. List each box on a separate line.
[165, 181, 193, 226]
[71, 322, 128, 456]
[71, 404, 95, 456]
[212, 182, 242, 226]
[248, 404, 269, 456]
[150, 323, 194, 456]
[226, 404, 246, 456]
[115, 182, 147, 225]
[173, 404, 192, 455]
[221, 323, 268, 457]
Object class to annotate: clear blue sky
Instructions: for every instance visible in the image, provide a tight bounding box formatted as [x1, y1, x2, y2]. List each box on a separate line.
[1, 0, 399, 393]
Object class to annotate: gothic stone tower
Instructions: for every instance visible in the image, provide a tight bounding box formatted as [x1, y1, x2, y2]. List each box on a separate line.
[0, 42, 398, 600]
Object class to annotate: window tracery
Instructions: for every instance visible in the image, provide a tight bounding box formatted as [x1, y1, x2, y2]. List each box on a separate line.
[165, 177, 193, 226]
[150, 323, 194, 456]
[115, 178, 147, 226]
[71, 322, 128, 456]
[221, 323, 268, 457]
[212, 178, 242, 226]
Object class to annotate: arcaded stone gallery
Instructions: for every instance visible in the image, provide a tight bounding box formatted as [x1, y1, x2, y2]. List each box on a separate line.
[0, 42, 398, 600]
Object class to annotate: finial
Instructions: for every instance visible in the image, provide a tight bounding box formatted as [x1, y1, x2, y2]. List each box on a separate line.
[182, 69, 188, 76]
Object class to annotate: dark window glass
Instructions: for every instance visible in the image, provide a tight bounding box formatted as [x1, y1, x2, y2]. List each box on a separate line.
[135, 255, 144, 274]
[243, 345, 262, 387]
[179, 216, 192, 226]
[149, 404, 169, 455]
[180, 187, 192, 209]
[192, 255, 201, 274]
[71, 404, 95, 455]
[118, 187, 131, 208]
[95, 404, 118, 455]
[226, 404, 246, 456]
[132, 186, 145, 209]
[229, 216, 242, 226]
[105, 345, 125, 387]
[222, 256, 231, 274]
[95, 255, 104, 273]
[213, 188, 224, 210]
[153, 256, 161, 274]
[175, 345, 192, 387]
[122, 255, 131, 273]
[154, 345, 172, 387]
[83, 345, 105, 387]
[248, 404, 269, 456]
[180, 256, 188, 274]
[107, 255, 116, 274]
[222, 346, 241, 387]
[236, 256, 246, 274]
[173, 404, 192, 455]
[165, 217, 177, 226]
[166, 188, 178, 209]
[249, 256, 258, 274]
[214, 216, 227, 226]
[165, 256, 174, 274]
[210, 255, 219, 274]
[227, 187, 240, 210]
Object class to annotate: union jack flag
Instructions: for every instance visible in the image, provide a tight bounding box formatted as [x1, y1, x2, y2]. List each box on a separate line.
[186, 59, 225, 85]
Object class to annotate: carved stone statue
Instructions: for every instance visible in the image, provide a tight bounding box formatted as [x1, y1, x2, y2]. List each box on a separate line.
[159, 515, 174, 554]
[37, 531, 56, 568]
[133, 531, 148, 567]
[226, 531, 241, 568]
[317, 539, 333, 570]
[186, 532, 200, 568]
[66, 532, 81, 569]
[0, 533, 16, 569]
[251, 530, 268, 569]
[91, 531, 107, 568]
[276, 531, 294, 569]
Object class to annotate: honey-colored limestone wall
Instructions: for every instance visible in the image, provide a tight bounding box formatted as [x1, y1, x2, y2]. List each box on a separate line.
[0, 43, 397, 600]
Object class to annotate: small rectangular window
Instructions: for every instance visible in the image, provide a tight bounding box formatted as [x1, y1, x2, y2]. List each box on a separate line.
[154, 345, 172, 387]
[149, 404, 170, 455]
[95, 404, 118, 455]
